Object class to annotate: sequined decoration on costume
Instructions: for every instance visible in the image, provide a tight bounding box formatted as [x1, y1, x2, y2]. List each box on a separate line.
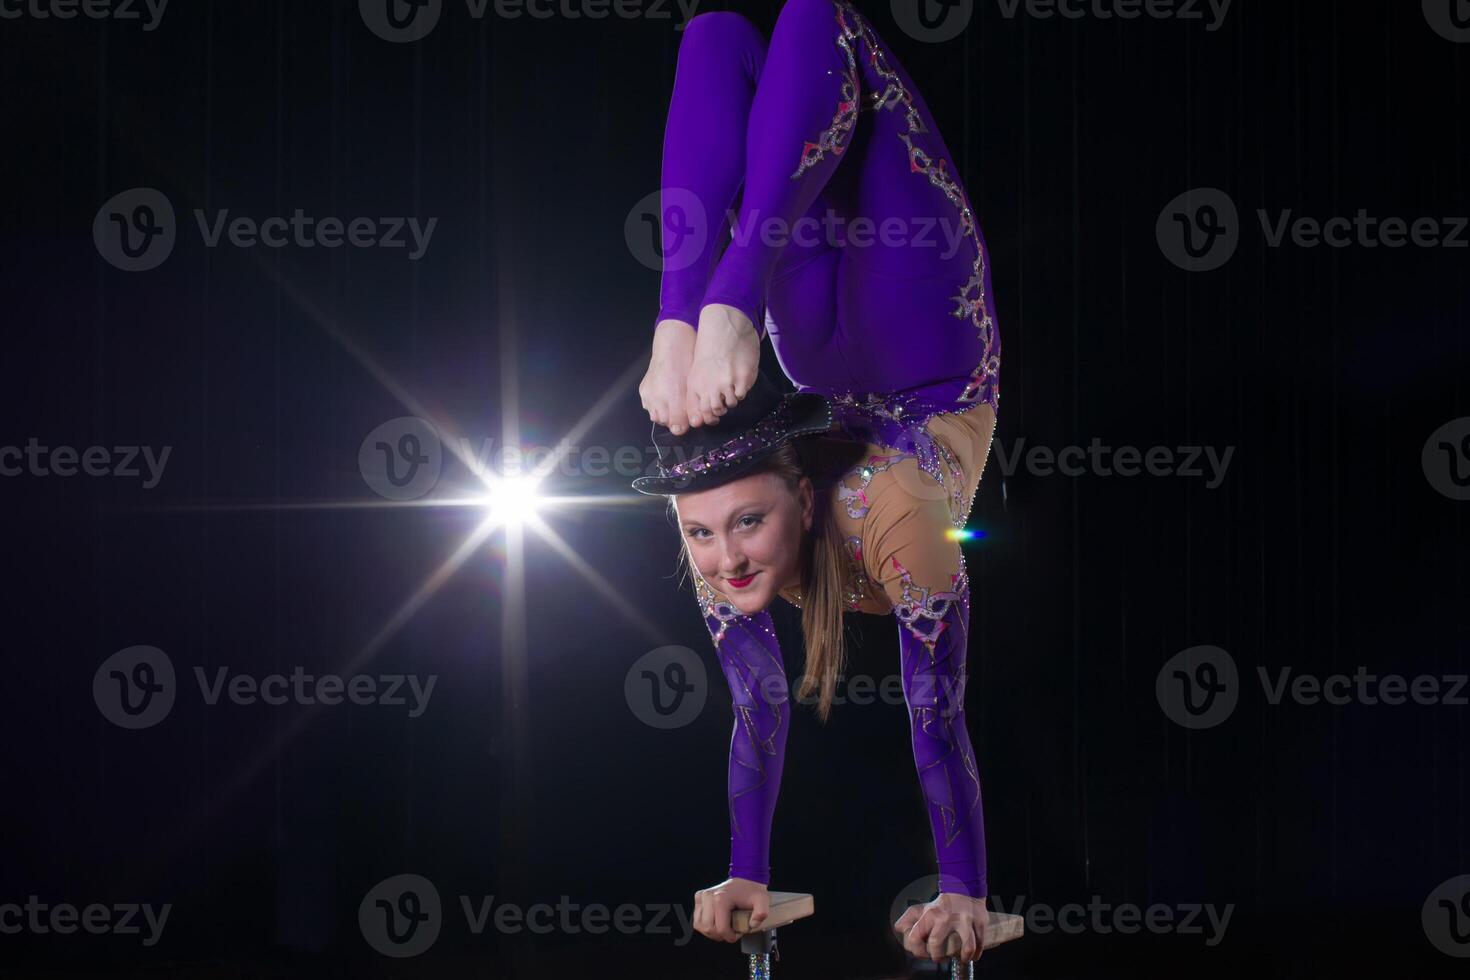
[838, 452, 908, 519]
[803, 1, 1001, 414]
[790, 3, 863, 178]
[890, 554, 969, 650]
[695, 573, 744, 646]
[828, 391, 976, 527]
[931, 437, 969, 528]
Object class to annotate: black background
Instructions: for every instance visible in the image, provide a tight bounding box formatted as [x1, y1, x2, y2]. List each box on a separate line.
[1, 0, 1466, 976]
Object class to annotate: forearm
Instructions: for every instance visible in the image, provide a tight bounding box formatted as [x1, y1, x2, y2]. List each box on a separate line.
[896, 566, 988, 898]
[700, 587, 789, 884]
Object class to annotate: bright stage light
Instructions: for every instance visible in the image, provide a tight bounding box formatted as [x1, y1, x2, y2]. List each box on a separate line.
[482, 474, 544, 527]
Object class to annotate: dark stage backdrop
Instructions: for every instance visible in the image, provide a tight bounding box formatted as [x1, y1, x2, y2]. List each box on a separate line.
[0, 1, 1466, 977]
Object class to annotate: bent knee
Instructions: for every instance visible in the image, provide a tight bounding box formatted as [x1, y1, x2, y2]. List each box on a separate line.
[772, 0, 844, 35]
[681, 10, 766, 48]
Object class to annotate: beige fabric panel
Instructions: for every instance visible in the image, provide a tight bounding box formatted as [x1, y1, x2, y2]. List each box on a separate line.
[855, 405, 997, 606]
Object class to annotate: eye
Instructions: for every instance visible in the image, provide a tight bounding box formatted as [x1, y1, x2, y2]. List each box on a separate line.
[737, 514, 763, 530]
[686, 528, 711, 541]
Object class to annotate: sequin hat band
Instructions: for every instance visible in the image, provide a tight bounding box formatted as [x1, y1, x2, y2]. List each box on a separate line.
[631, 373, 833, 496]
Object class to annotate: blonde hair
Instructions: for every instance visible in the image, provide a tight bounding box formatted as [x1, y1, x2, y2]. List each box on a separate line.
[670, 439, 850, 722]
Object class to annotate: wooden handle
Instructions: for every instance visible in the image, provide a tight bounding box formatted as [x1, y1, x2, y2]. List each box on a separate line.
[731, 891, 815, 934]
[941, 911, 1025, 956]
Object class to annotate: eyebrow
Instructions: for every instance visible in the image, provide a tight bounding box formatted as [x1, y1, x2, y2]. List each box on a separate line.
[681, 502, 768, 529]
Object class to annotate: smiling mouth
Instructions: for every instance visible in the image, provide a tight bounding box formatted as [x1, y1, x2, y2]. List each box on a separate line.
[727, 573, 758, 589]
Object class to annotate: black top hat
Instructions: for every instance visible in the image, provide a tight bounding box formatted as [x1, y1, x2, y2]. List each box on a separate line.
[631, 371, 833, 495]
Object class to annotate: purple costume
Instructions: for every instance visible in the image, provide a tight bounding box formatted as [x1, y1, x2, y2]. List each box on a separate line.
[658, 0, 999, 899]
[657, 0, 1001, 413]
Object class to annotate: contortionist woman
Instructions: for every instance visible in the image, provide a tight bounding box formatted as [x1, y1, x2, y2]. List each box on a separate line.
[634, 0, 1003, 966]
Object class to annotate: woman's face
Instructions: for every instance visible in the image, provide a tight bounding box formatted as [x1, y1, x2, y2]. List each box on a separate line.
[674, 470, 814, 615]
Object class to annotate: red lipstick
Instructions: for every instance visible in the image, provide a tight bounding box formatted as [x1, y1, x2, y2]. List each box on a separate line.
[727, 573, 757, 589]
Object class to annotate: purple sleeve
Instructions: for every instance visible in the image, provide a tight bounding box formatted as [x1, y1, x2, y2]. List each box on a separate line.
[696, 578, 790, 884]
[877, 543, 989, 898]
[898, 572, 988, 897]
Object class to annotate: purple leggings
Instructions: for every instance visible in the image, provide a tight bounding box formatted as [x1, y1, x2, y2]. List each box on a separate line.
[656, 0, 1001, 413]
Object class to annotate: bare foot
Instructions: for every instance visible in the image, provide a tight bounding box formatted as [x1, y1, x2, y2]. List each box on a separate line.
[684, 303, 760, 428]
[640, 319, 697, 435]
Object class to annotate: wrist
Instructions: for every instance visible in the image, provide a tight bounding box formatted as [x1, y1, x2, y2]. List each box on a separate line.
[937, 871, 987, 900]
